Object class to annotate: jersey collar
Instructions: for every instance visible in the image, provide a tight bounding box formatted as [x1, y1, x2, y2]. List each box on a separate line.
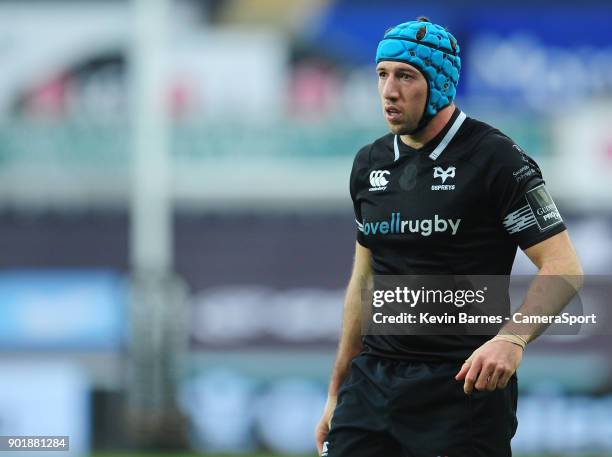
[393, 108, 467, 162]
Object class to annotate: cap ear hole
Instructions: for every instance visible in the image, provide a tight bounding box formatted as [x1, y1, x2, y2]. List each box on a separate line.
[416, 26, 427, 40]
[409, 51, 416, 56]
[450, 39, 457, 53]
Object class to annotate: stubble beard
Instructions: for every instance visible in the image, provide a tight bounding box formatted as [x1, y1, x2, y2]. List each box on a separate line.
[389, 118, 419, 136]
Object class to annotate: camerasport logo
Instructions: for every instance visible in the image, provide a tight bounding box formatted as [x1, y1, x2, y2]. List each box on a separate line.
[369, 170, 390, 191]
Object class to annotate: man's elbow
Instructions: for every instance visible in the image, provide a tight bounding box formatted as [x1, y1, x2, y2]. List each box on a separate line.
[573, 258, 585, 292]
[561, 254, 584, 292]
[540, 253, 584, 292]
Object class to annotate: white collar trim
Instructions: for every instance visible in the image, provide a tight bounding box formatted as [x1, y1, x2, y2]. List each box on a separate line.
[428, 111, 467, 160]
[392, 111, 467, 162]
[393, 134, 400, 162]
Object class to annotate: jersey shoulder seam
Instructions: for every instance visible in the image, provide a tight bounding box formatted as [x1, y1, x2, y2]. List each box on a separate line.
[459, 123, 509, 173]
[367, 133, 395, 166]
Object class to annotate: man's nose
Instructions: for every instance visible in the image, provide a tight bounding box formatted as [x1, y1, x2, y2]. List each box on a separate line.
[382, 76, 399, 100]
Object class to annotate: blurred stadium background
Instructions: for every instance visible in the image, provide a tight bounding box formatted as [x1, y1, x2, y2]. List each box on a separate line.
[1, 0, 611, 456]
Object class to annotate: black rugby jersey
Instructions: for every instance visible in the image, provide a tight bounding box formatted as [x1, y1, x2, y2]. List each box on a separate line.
[350, 107, 567, 361]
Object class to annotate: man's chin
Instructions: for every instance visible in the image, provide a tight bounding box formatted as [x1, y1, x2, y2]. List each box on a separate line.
[387, 123, 403, 134]
[388, 122, 415, 135]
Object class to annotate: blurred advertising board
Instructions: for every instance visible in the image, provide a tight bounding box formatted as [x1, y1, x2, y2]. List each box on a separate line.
[549, 104, 612, 210]
[189, 286, 343, 350]
[0, 270, 126, 350]
[0, 2, 286, 120]
[311, 3, 612, 109]
[461, 8, 612, 111]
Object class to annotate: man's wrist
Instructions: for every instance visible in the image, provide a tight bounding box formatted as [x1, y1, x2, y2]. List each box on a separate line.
[498, 325, 532, 345]
[491, 333, 527, 350]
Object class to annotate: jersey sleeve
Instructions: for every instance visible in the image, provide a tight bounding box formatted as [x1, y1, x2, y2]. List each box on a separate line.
[482, 132, 566, 250]
[350, 145, 370, 246]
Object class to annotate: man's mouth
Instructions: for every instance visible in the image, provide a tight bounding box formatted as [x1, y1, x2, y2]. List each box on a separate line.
[385, 106, 402, 122]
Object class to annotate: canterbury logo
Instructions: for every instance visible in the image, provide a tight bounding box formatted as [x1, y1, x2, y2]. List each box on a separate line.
[369, 170, 390, 191]
[321, 441, 329, 456]
[433, 166, 455, 184]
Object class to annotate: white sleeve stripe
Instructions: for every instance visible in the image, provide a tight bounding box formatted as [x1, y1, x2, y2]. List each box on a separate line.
[503, 205, 532, 226]
[506, 205, 531, 216]
[506, 219, 537, 234]
[503, 204, 530, 220]
[503, 204, 539, 234]
[503, 215, 536, 230]
[355, 219, 364, 231]
[504, 214, 536, 227]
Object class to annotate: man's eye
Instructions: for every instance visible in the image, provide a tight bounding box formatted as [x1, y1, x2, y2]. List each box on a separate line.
[401, 73, 413, 80]
[378, 72, 387, 78]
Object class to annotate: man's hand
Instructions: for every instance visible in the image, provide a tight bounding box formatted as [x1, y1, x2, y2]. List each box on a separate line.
[455, 340, 523, 394]
[315, 395, 337, 454]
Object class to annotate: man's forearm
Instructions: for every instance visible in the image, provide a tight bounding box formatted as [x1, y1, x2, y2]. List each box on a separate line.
[328, 279, 366, 396]
[501, 259, 584, 344]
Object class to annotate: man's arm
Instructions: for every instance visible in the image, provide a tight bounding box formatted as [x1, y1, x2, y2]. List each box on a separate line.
[315, 241, 372, 453]
[328, 242, 372, 395]
[455, 230, 583, 394]
[504, 230, 584, 340]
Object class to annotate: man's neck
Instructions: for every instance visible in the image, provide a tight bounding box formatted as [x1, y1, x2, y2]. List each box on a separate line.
[399, 104, 456, 150]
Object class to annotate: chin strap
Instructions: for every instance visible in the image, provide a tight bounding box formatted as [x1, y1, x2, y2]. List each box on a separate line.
[407, 112, 432, 135]
[406, 76, 433, 135]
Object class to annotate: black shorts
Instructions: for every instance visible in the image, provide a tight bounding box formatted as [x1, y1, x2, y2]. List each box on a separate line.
[323, 354, 518, 457]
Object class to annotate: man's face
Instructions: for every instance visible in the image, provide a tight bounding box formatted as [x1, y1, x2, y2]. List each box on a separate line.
[377, 61, 428, 135]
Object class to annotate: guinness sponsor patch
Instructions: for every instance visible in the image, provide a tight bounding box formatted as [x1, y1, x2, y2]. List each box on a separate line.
[526, 184, 563, 231]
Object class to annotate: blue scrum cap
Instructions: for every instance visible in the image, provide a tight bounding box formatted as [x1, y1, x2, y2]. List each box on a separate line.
[376, 19, 461, 126]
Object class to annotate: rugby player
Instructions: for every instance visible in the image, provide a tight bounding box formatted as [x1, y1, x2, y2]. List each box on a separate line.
[315, 17, 582, 457]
